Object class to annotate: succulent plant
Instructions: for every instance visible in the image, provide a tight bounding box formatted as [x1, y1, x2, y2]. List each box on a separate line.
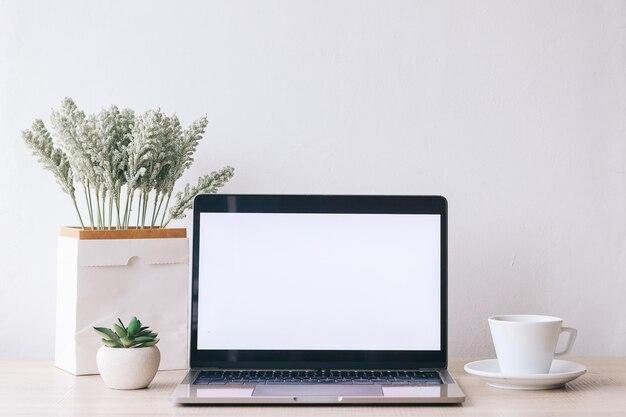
[94, 317, 159, 348]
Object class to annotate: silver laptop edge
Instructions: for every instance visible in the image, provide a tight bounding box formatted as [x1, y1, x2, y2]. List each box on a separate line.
[170, 195, 465, 404]
[170, 369, 465, 404]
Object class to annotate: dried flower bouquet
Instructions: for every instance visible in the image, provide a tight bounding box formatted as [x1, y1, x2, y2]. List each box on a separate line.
[23, 98, 234, 230]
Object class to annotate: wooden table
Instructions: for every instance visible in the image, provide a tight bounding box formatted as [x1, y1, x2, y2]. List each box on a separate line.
[1, 357, 625, 416]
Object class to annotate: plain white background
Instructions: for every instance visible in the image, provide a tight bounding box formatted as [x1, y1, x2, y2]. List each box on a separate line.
[1, 0, 625, 358]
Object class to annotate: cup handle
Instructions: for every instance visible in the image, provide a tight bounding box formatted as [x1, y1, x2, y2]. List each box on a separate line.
[555, 327, 577, 356]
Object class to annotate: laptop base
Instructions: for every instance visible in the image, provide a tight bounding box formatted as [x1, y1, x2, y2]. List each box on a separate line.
[170, 369, 465, 404]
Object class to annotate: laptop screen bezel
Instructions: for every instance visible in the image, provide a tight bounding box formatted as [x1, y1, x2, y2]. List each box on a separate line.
[189, 194, 448, 370]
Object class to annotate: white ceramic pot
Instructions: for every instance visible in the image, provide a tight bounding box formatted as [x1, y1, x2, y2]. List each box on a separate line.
[96, 346, 161, 389]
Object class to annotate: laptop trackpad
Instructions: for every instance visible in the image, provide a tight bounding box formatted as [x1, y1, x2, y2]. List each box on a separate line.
[253, 385, 383, 397]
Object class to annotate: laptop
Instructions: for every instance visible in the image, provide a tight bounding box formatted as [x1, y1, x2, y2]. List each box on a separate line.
[170, 194, 465, 404]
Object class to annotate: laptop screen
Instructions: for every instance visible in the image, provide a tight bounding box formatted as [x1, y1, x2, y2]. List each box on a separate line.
[196, 212, 441, 351]
[190, 195, 447, 369]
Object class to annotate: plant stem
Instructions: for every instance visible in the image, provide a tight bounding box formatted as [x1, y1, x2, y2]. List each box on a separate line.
[82, 183, 94, 230]
[115, 193, 122, 229]
[150, 191, 158, 227]
[136, 191, 143, 228]
[123, 188, 133, 229]
[95, 188, 102, 230]
[127, 189, 136, 229]
[151, 191, 164, 227]
[70, 193, 85, 229]
[162, 216, 171, 228]
[108, 192, 113, 230]
[159, 192, 172, 228]
[117, 186, 123, 228]
[141, 190, 149, 228]
[102, 191, 107, 229]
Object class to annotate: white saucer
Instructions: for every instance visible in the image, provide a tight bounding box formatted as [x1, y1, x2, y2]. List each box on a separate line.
[464, 359, 586, 390]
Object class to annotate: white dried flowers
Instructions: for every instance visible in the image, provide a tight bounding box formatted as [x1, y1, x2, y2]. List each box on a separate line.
[23, 98, 234, 230]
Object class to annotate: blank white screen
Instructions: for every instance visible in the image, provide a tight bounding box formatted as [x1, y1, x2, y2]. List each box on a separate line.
[197, 213, 441, 351]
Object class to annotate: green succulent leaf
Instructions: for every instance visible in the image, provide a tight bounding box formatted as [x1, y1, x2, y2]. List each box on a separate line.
[113, 323, 127, 338]
[94, 327, 118, 341]
[127, 317, 140, 337]
[95, 317, 159, 348]
[138, 338, 159, 347]
[117, 318, 127, 332]
[134, 336, 155, 343]
[102, 338, 122, 348]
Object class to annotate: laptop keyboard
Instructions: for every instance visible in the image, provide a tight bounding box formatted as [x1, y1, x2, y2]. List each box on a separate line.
[194, 370, 442, 385]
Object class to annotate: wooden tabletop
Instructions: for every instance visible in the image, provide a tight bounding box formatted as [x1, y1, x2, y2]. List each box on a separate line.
[1, 357, 625, 416]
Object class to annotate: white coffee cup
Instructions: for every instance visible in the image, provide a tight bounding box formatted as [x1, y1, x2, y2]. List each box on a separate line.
[488, 314, 577, 374]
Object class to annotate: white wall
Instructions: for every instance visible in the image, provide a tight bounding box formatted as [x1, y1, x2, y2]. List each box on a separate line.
[1, 0, 625, 358]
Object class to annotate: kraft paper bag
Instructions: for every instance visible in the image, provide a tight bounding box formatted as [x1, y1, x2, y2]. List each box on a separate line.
[54, 235, 189, 375]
